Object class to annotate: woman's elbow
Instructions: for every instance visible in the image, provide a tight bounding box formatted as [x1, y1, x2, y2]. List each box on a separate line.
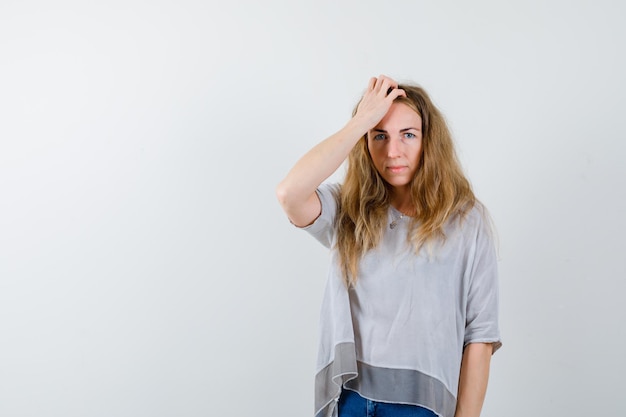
[275, 181, 291, 210]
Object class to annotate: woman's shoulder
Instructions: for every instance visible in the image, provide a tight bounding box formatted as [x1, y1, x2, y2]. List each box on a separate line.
[452, 199, 495, 235]
[460, 200, 497, 246]
[318, 182, 342, 194]
[317, 182, 342, 202]
[466, 200, 489, 221]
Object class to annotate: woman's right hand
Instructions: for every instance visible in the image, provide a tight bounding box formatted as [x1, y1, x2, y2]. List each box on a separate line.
[352, 75, 406, 131]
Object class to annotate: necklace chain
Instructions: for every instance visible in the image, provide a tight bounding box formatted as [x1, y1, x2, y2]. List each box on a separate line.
[389, 212, 407, 229]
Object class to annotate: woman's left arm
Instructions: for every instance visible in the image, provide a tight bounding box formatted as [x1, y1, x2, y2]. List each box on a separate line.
[454, 342, 493, 417]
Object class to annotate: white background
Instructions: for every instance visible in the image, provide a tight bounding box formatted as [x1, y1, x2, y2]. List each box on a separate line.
[1, 0, 625, 416]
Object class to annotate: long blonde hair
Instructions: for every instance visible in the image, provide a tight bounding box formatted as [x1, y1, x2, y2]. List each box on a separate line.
[336, 84, 476, 286]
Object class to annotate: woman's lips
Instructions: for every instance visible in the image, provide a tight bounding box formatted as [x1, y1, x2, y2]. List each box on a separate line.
[387, 166, 408, 173]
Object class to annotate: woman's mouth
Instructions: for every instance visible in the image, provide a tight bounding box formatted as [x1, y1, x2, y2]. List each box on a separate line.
[387, 166, 407, 173]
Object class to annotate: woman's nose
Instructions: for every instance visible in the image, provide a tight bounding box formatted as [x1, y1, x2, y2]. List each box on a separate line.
[387, 138, 402, 157]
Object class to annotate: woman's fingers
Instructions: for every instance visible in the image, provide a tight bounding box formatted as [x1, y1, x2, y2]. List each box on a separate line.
[369, 75, 404, 100]
[354, 75, 405, 129]
[387, 87, 406, 100]
[367, 77, 377, 90]
[373, 75, 398, 95]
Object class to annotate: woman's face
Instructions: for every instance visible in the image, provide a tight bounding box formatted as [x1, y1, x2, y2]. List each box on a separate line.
[367, 102, 423, 192]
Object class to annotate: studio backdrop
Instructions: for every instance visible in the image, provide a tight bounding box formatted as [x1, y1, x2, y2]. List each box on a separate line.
[1, 1, 624, 416]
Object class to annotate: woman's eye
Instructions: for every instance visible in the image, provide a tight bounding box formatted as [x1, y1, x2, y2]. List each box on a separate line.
[373, 134, 386, 141]
[404, 132, 416, 139]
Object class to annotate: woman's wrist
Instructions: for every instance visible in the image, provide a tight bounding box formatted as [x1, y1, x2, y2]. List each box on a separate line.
[343, 115, 372, 141]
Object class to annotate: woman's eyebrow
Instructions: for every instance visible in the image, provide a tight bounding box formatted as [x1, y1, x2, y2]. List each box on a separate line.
[371, 127, 421, 133]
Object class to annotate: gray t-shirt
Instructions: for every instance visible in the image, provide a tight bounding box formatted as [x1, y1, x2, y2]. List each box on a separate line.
[304, 183, 501, 417]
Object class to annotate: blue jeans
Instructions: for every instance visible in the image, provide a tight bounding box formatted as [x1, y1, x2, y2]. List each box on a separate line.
[338, 389, 438, 417]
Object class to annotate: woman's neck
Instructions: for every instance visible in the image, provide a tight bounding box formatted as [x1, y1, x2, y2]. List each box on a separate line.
[390, 188, 415, 216]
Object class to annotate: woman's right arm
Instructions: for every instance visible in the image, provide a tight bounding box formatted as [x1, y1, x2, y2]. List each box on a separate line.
[275, 76, 405, 227]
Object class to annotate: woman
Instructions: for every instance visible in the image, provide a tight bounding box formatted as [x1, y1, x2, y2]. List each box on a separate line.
[276, 75, 501, 417]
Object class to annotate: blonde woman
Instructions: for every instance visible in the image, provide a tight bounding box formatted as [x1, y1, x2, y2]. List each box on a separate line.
[276, 75, 501, 417]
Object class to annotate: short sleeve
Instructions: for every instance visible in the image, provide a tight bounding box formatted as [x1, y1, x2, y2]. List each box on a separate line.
[301, 183, 341, 248]
[464, 210, 502, 353]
